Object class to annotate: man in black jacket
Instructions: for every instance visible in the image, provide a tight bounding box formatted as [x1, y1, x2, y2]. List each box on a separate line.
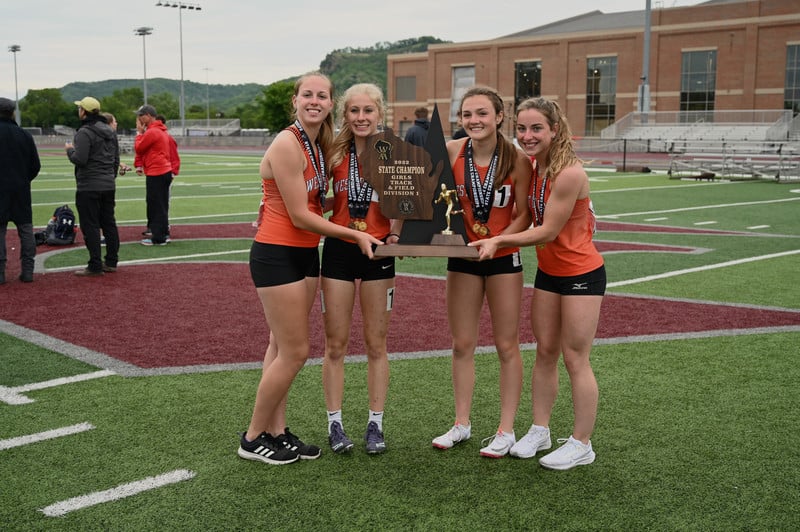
[404, 107, 430, 147]
[0, 97, 40, 284]
[65, 97, 120, 277]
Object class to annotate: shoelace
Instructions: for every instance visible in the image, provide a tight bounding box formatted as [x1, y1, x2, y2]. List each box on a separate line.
[366, 422, 383, 442]
[448, 426, 466, 441]
[481, 432, 510, 447]
[330, 423, 348, 441]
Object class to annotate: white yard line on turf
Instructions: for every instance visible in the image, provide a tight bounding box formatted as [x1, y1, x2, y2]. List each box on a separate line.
[598, 196, 799, 219]
[0, 422, 95, 451]
[39, 469, 197, 517]
[0, 370, 116, 405]
[608, 249, 800, 288]
[46, 250, 251, 272]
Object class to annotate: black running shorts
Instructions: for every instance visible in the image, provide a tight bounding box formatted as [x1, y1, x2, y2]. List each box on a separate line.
[321, 236, 395, 282]
[447, 251, 523, 277]
[249, 241, 320, 288]
[534, 264, 606, 296]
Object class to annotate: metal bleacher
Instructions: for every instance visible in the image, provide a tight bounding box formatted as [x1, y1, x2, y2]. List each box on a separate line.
[164, 118, 241, 137]
[602, 110, 800, 181]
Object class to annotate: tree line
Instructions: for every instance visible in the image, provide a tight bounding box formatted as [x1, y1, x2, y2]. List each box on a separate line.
[16, 36, 448, 134]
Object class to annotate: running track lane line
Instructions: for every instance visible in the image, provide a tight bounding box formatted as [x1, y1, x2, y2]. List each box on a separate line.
[39, 469, 197, 517]
[608, 249, 800, 288]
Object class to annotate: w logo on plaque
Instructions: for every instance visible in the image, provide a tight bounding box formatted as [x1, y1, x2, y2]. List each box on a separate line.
[361, 105, 478, 258]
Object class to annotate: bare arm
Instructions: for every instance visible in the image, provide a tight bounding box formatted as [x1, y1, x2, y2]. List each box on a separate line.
[262, 131, 382, 257]
[471, 163, 586, 259]
[498, 150, 533, 236]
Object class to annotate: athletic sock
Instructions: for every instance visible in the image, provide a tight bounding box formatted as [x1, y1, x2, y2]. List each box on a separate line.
[327, 410, 343, 433]
[369, 410, 384, 431]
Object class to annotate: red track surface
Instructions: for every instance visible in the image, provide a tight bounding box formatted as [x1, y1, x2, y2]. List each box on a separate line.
[2, 224, 798, 369]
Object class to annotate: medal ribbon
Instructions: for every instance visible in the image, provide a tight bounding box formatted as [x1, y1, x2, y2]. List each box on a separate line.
[464, 140, 498, 224]
[347, 141, 373, 221]
[292, 120, 327, 207]
[530, 165, 548, 227]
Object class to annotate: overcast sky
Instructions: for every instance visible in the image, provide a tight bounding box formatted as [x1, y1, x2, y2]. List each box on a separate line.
[2, 0, 702, 99]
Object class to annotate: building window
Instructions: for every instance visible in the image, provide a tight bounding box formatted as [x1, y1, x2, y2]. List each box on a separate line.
[585, 57, 617, 136]
[450, 66, 475, 124]
[396, 76, 416, 102]
[515, 61, 541, 109]
[680, 50, 716, 121]
[785, 44, 800, 116]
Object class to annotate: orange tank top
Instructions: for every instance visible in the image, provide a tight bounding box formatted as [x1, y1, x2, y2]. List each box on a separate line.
[530, 165, 603, 276]
[452, 143, 519, 258]
[329, 150, 390, 241]
[254, 125, 325, 247]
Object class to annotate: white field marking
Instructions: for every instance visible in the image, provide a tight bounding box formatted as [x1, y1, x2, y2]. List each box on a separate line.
[32, 192, 259, 209]
[693, 221, 718, 226]
[608, 249, 800, 288]
[39, 469, 197, 517]
[90, 212, 257, 225]
[644, 217, 669, 221]
[0, 370, 116, 405]
[748, 225, 771, 230]
[0, 422, 94, 451]
[598, 196, 799, 219]
[46, 250, 251, 272]
[591, 180, 730, 194]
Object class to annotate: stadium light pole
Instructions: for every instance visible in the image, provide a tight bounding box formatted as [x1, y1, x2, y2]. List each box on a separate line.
[203, 67, 212, 127]
[156, 1, 202, 136]
[8, 44, 21, 125]
[133, 27, 153, 105]
[639, 0, 652, 124]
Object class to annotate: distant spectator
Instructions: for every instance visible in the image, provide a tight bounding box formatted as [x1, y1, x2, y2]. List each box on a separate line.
[65, 97, 121, 277]
[404, 106, 430, 147]
[0, 97, 40, 284]
[101, 112, 132, 175]
[156, 114, 181, 177]
[452, 125, 468, 140]
[134, 104, 172, 245]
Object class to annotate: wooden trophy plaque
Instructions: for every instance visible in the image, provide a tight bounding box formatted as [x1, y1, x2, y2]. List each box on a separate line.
[360, 105, 478, 258]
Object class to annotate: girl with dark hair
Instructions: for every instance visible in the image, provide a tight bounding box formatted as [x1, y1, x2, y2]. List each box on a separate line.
[432, 86, 532, 458]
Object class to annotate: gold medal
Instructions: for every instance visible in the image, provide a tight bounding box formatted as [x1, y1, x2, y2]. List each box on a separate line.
[473, 223, 481, 233]
[348, 221, 357, 230]
[477, 224, 489, 237]
[357, 221, 367, 231]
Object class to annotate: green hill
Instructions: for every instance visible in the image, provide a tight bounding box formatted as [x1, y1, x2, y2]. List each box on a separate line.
[60, 78, 263, 114]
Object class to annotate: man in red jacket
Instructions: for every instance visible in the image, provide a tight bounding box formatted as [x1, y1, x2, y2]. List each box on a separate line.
[134, 105, 172, 245]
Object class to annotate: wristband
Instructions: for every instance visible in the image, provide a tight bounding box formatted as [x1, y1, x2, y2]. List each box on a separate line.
[388, 233, 400, 239]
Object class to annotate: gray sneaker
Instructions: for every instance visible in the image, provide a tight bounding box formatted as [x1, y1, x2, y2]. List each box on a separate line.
[328, 421, 353, 454]
[364, 421, 386, 454]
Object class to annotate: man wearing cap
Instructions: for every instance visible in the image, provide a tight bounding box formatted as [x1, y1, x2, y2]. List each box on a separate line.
[134, 104, 172, 246]
[0, 97, 40, 284]
[65, 96, 121, 277]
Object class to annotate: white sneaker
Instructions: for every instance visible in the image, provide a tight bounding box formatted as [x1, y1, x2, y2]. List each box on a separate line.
[479, 430, 516, 458]
[432, 424, 471, 449]
[538, 436, 595, 470]
[509, 424, 552, 458]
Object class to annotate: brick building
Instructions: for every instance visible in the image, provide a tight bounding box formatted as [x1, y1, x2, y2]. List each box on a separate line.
[386, 0, 800, 138]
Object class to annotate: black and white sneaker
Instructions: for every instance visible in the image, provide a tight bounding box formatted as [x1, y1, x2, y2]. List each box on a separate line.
[277, 427, 322, 460]
[238, 432, 299, 465]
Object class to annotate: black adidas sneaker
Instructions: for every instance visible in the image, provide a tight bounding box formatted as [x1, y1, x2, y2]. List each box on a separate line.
[238, 432, 299, 465]
[277, 427, 322, 460]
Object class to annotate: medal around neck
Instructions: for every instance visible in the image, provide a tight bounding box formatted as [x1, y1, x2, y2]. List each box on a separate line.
[360, 105, 478, 258]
